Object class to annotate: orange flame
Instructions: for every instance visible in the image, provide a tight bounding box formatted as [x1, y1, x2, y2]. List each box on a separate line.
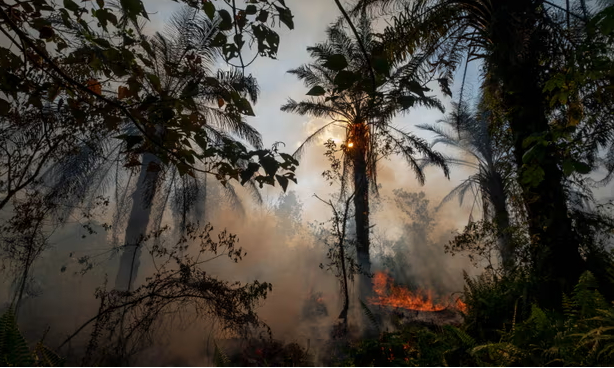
[455, 298, 467, 313]
[369, 272, 467, 313]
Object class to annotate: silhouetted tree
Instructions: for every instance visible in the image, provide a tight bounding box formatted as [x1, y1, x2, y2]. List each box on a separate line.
[282, 15, 448, 298]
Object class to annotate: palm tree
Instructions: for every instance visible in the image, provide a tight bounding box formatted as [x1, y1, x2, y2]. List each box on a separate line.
[281, 16, 448, 297]
[42, 7, 263, 292]
[354, 0, 593, 309]
[418, 99, 515, 272]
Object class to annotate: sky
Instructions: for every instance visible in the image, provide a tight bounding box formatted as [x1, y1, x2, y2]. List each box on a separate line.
[143, 0, 486, 230]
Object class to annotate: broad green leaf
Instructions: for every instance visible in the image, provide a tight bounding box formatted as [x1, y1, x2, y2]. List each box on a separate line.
[234, 34, 244, 50]
[120, 0, 148, 21]
[334, 70, 357, 91]
[256, 10, 269, 23]
[323, 54, 348, 71]
[372, 56, 390, 76]
[211, 32, 227, 47]
[573, 161, 591, 174]
[521, 164, 545, 187]
[276, 174, 289, 192]
[275, 6, 294, 30]
[92, 38, 111, 48]
[124, 135, 144, 151]
[279, 153, 299, 166]
[306, 86, 326, 96]
[235, 97, 255, 116]
[223, 43, 239, 60]
[203, 1, 215, 19]
[218, 9, 233, 31]
[240, 162, 260, 184]
[522, 145, 545, 164]
[406, 80, 429, 97]
[260, 155, 279, 177]
[563, 160, 575, 176]
[245, 5, 257, 15]
[397, 95, 415, 109]
[63, 0, 80, 14]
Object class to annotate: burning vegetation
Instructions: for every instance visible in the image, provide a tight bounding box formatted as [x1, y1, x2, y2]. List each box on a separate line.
[369, 272, 467, 313]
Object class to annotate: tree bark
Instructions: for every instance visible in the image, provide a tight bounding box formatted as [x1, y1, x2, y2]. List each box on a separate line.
[486, 171, 514, 273]
[490, 1, 585, 309]
[351, 123, 372, 301]
[114, 153, 162, 292]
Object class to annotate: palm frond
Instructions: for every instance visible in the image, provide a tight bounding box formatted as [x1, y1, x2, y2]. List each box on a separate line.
[281, 99, 344, 119]
[388, 125, 450, 181]
[437, 176, 478, 210]
[197, 106, 263, 149]
[292, 121, 338, 160]
[287, 64, 335, 89]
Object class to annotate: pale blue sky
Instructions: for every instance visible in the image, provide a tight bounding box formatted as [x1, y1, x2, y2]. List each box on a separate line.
[142, 0, 613, 226]
[142, 0, 486, 228]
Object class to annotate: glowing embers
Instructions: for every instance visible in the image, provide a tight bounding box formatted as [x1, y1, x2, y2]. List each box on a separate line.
[369, 271, 467, 313]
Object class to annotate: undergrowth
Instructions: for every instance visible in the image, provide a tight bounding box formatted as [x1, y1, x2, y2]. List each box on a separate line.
[0, 308, 65, 366]
[333, 270, 614, 367]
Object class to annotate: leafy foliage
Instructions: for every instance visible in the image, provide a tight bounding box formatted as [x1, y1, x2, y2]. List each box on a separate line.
[336, 270, 614, 367]
[353, 0, 614, 309]
[0, 309, 65, 367]
[0, 0, 297, 214]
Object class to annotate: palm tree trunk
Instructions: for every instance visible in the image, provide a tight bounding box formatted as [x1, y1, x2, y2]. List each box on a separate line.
[114, 152, 162, 292]
[490, 1, 585, 308]
[487, 172, 514, 273]
[351, 129, 371, 300]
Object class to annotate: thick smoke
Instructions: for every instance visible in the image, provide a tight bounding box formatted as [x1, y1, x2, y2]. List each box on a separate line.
[0, 153, 482, 364]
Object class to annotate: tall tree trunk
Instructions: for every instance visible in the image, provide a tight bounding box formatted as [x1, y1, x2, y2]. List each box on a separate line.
[115, 153, 162, 292]
[487, 171, 514, 273]
[490, 1, 585, 309]
[337, 198, 351, 328]
[351, 124, 371, 301]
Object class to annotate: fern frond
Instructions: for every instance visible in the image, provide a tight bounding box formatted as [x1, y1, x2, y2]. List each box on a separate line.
[359, 299, 380, 333]
[528, 304, 551, 331]
[443, 325, 476, 347]
[0, 309, 35, 367]
[470, 342, 523, 365]
[213, 340, 230, 367]
[35, 343, 66, 367]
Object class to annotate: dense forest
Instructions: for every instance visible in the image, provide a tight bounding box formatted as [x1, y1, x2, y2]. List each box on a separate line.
[1, 0, 614, 366]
